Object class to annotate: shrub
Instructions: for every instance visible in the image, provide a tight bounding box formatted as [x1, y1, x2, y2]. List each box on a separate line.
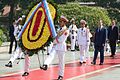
[0, 29, 3, 46]
[0, 26, 8, 46]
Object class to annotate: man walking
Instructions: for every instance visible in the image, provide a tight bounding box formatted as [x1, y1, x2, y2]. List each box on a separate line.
[41, 15, 69, 80]
[91, 20, 106, 65]
[77, 20, 89, 64]
[9, 20, 17, 54]
[69, 18, 78, 51]
[108, 20, 119, 58]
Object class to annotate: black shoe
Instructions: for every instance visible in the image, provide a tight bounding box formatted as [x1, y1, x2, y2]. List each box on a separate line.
[17, 58, 21, 60]
[91, 62, 96, 65]
[9, 52, 12, 54]
[99, 63, 103, 65]
[57, 76, 63, 80]
[47, 53, 49, 55]
[110, 55, 113, 57]
[80, 62, 83, 65]
[22, 72, 29, 76]
[5, 61, 12, 67]
[21, 57, 25, 59]
[83, 61, 86, 63]
[40, 65, 48, 70]
[17, 57, 25, 60]
[71, 50, 75, 52]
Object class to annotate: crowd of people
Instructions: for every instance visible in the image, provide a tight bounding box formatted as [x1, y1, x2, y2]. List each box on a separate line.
[5, 15, 119, 80]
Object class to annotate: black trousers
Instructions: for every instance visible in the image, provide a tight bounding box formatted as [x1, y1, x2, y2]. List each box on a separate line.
[93, 46, 104, 63]
[9, 36, 17, 54]
[109, 41, 116, 55]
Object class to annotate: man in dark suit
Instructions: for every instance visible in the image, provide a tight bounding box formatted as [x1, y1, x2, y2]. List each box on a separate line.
[108, 20, 119, 58]
[9, 21, 17, 54]
[91, 20, 106, 65]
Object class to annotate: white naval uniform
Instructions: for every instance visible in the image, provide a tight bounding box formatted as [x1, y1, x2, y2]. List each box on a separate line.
[69, 24, 78, 50]
[84, 29, 92, 61]
[44, 26, 69, 76]
[9, 46, 24, 64]
[47, 42, 53, 54]
[9, 24, 23, 64]
[24, 54, 30, 73]
[77, 27, 89, 62]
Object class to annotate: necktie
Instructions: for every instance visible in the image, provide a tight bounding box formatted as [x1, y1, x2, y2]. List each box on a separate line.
[98, 28, 100, 32]
[60, 28, 62, 30]
[81, 28, 83, 31]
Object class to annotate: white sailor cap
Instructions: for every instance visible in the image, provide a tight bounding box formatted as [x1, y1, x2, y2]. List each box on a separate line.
[70, 18, 75, 22]
[22, 15, 26, 18]
[80, 19, 87, 24]
[59, 15, 69, 23]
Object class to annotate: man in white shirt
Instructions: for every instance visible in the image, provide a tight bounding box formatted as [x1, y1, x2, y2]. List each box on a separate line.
[41, 15, 69, 80]
[5, 18, 24, 67]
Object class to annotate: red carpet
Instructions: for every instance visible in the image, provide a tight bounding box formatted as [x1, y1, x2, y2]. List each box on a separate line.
[0, 53, 120, 80]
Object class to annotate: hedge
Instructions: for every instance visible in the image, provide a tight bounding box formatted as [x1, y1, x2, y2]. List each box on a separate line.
[0, 29, 3, 46]
[57, 3, 111, 30]
[0, 26, 8, 46]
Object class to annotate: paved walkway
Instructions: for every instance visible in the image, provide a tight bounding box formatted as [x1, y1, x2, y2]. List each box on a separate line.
[0, 42, 10, 54]
[0, 42, 120, 80]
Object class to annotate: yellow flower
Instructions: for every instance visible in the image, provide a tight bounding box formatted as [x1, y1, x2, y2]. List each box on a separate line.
[22, 3, 56, 50]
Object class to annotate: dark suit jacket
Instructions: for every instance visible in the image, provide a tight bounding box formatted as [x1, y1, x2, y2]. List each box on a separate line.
[94, 27, 106, 47]
[9, 25, 15, 39]
[108, 26, 118, 42]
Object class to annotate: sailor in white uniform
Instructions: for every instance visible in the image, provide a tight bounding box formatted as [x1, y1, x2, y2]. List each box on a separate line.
[5, 18, 24, 67]
[77, 20, 89, 64]
[47, 42, 53, 55]
[84, 25, 92, 61]
[22, 50, 30, 76]
[69, 18, 78, 51]
[41, 15, 69, 80]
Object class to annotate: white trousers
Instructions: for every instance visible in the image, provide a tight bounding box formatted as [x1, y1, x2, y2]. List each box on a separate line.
[70, 36, 76, 50]
[24, 54, 30, 72]
[47, 43, 53, 53]
[44, 48, 65, 76]
[79, 45, 87, 62]
[85, 45, 90, 60]
[9, 47, 23, 64]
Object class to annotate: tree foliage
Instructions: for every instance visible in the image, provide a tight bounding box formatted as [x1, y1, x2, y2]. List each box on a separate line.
[57, 3, 111, 30]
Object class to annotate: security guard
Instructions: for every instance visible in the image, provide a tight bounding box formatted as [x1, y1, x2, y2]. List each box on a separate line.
[77, 20, 89, 64]
[69, 18, 78, 51]
[41, 15, 69, 80]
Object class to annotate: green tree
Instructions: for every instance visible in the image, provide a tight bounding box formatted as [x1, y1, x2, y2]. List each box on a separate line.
[57, 3, 111, 30]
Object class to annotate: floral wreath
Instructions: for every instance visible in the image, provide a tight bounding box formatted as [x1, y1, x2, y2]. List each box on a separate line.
[19, 3, 56, 56]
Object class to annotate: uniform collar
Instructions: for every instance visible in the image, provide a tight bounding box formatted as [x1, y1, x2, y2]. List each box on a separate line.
[81, 27, 85, 30]
[60, 26, 67, 30]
